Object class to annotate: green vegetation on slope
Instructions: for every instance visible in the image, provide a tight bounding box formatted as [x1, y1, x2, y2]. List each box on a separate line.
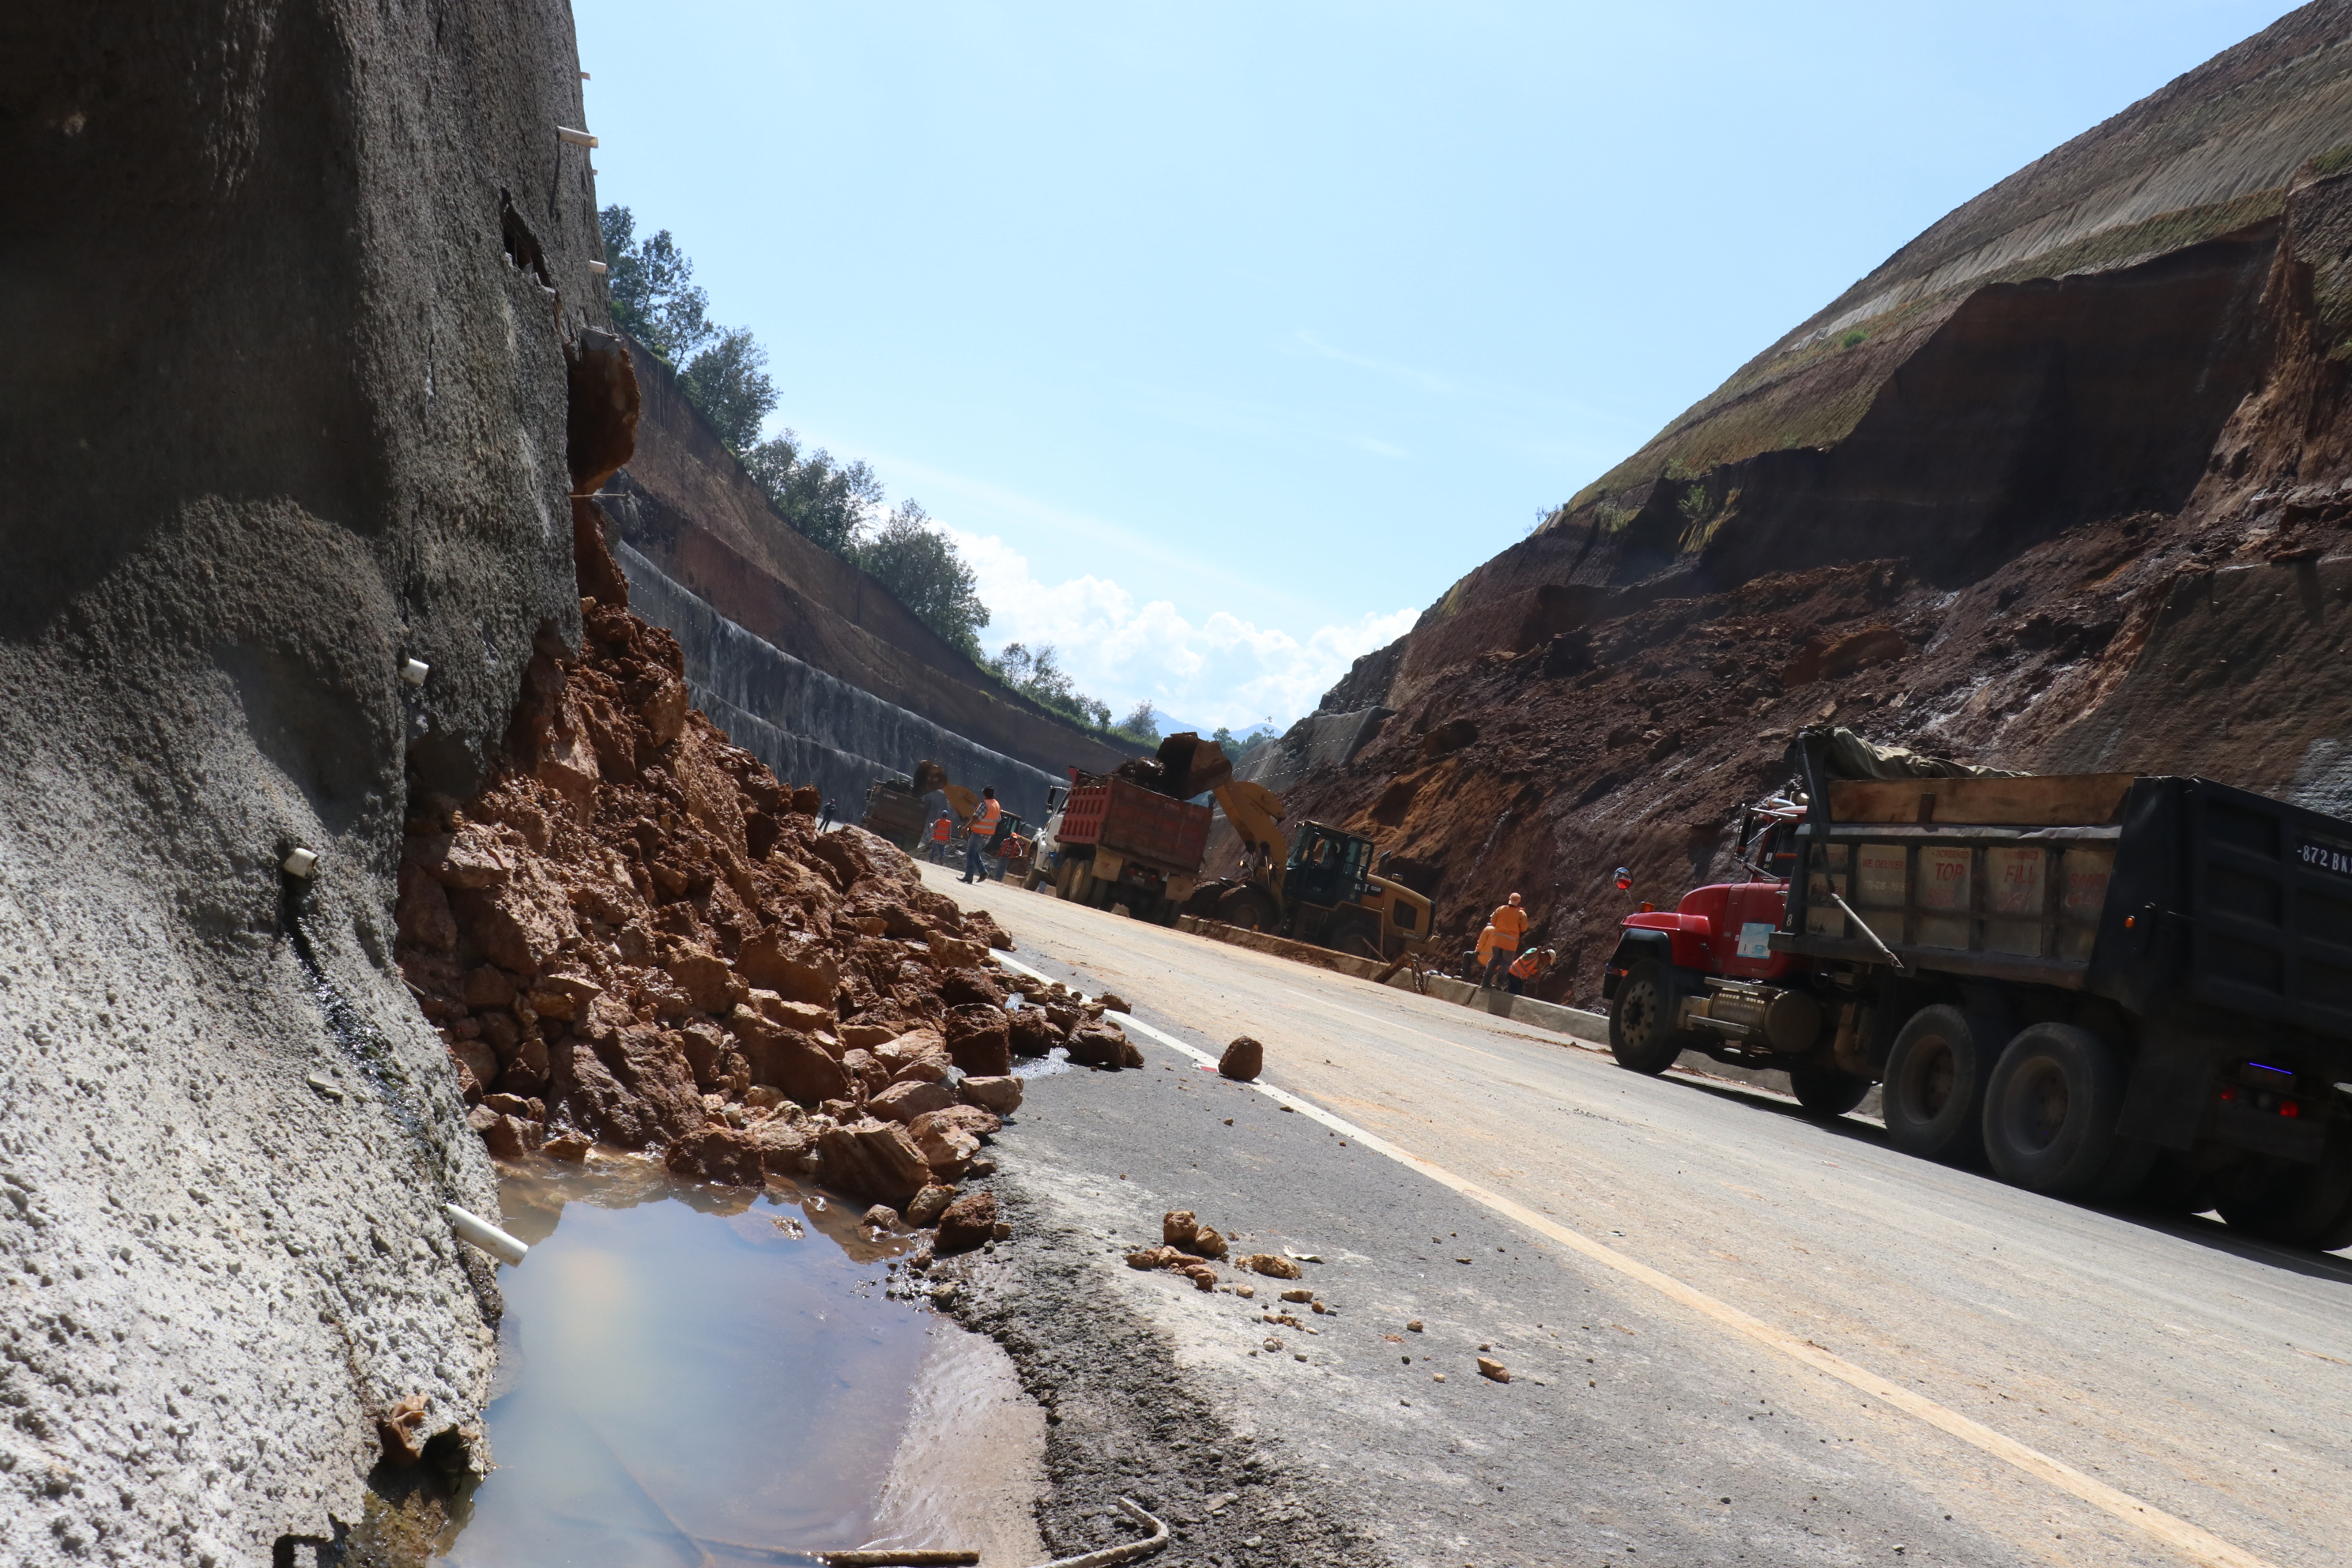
[598, 205, 1148, 748]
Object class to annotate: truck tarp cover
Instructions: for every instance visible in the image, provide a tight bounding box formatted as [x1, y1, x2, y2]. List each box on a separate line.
[1786, 724, 2022, 784]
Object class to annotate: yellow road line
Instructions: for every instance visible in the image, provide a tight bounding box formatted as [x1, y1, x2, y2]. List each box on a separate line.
[1042, 975, 2275, 1568]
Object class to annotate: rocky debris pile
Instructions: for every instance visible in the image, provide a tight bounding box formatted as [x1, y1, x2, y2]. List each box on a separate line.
[1125, 1208, 1234, 1290]
[394, 578, 1136, 1219]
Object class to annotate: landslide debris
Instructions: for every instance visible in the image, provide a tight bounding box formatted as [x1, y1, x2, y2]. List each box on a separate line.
[394, 563, 1134, 1210]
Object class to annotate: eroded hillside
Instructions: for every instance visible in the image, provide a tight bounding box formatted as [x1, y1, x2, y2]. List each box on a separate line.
[1249, 4, 2352, 1004]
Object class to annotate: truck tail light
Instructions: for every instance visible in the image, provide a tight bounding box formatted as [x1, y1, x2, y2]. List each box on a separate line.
[2281, 1100, 2301, 1118]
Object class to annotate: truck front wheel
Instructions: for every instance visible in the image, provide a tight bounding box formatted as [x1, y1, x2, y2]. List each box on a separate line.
[1608, 962, 1685, 1076]
[1982, 1023, 2128, 1198]
[1883, 1004, 2003, 1164]
[1788, 1066, 1871, 1118]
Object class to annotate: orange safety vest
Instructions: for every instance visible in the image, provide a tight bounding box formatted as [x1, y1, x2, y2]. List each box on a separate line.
[1490, 903, 1528, 945]
[1510, 948, 1545, 980]
[970, 799, 1002, 838]
[931, 818, 952, 842]
[1474, 924, 1503, 962]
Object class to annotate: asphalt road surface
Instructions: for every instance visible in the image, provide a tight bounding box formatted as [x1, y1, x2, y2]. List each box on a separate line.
[919, 859, 2352, 1568]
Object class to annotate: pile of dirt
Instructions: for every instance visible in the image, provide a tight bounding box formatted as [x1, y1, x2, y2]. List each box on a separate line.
[395, 528, 1137, 1208]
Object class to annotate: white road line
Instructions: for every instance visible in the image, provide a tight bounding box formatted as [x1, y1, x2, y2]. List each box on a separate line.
[989, 948, 2276, 1568]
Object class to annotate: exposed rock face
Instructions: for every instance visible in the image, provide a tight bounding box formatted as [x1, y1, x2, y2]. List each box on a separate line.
[1250, 5, 2352, 1004]
[1, 2, 608, 1562]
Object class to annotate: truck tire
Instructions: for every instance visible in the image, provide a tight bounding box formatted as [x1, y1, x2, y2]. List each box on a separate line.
[1788, 1066, 1871, 1118]
[1882, 1004, 2003, 1164]
[2216, 1134, 2352, 1246]
[1981, 1023, 2128, 1198]
[1608, 961, 1686, 1076]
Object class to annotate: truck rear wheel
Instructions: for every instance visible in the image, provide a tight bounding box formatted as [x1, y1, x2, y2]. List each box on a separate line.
[1788, 1066, 1871, 1118]
[1608, 961, 1686, 1076]
[1883, 1004, 2003, 1164]
[2216, 1134, 2352, 1247]
[1982, 1023, 2128, 1198]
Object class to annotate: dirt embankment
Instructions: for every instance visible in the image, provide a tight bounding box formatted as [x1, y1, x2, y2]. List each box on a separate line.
[1257, 78, 2352, 1007]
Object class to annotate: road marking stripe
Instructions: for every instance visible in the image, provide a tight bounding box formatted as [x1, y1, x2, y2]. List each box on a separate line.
[1024, 972, 2277, 1568]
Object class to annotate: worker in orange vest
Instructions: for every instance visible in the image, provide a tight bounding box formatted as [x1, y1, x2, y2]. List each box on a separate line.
[1506, 945, 1555, 997]
[927, 812, 953, 865]
[1484, 893, 1529, 986]
[1472, 922, 1503, 982]
[961, 787, 1001, 884]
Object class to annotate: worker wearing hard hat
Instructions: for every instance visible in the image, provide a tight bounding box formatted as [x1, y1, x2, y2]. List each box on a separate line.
[1472, 922, 1505, 983]
[1484, 893, 1529, 986]
[927, 812, 953, 864]
[960, 788, 1002, 884]
[1506, 946, 1556, 997]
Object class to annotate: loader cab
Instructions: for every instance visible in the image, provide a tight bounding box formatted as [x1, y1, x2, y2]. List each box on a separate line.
[1286, 822, 1373, 909]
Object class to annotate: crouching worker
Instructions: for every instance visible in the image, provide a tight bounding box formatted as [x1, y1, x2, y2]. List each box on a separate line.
[1506, 946, 1555, 997]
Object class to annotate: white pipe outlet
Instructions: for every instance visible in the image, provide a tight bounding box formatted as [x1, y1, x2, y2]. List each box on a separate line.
[586, 259, 609, 276]
[557, 126, 598, 147]
[281, 846, 319, 878]
[400, 657, 429, 687]
[443, 1203, 529, 1266]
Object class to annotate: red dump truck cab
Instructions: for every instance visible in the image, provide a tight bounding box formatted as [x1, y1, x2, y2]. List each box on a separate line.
[1049, 774, 1212, 924]
[1617, 881, 1800, 982]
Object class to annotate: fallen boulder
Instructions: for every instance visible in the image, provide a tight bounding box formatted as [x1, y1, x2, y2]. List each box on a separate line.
[959, 1075, 1023, 1114]
[1241, 1253, 1302, 1280]
[1219, 1036, 1265, 1081]
[816, 1119, 930, 1207]
[933, 1189, 998, 1255]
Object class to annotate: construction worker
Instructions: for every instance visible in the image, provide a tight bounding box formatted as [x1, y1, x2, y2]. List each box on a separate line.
[1506, 945, 1555, 997]
[1472, 922, 1505, 984]
[819, 797, 837, 831]
[1484, 892, 1529, 986]
[960, 787, 1001, 884]
[927, 812, 953, 865]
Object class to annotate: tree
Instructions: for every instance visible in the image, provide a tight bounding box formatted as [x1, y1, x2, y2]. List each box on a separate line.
[679, 326, 776, 451]
[599, 205, 713, 364]
[743, 431, 884, 553]
[852, 501, 989, 657]
[1114, 701, 1161, 745]
[989, 643, 1114, 731]
[1211, 725, 1235, 750]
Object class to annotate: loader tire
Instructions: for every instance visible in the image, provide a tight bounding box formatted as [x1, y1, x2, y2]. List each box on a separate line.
[1982, 1023, 2127, 1199]
[1882, 1004, 2003, 1164]
[1608, 961, 1685, 1076]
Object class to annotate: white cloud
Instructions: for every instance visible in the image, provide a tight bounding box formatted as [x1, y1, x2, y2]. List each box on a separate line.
[941, 523, 1417, 732]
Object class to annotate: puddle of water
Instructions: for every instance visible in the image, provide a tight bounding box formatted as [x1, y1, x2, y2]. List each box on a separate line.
[432, 1158, 929, 1566]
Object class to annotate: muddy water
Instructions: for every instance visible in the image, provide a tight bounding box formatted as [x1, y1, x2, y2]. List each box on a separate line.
[432, 1159, 929, 1566]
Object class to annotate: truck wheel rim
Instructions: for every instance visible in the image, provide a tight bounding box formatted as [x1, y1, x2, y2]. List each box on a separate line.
[2011, 1058, 2071, 1152]
[1904, 1037, 1955, 1119]
[1620, 981, 1657, 1046]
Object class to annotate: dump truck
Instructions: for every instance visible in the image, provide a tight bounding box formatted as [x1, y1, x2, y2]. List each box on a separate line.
[856, 775, 929, 851]
[1601, 727, 2352, 1248]
[1043, 772, 1212, 922]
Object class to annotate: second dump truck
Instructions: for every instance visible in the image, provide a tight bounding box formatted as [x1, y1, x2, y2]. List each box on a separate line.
[1604, 729, 2352, 1249]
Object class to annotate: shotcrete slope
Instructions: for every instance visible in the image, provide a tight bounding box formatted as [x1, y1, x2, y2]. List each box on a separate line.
[2, 5, 607, 1561]
[1255, 6, 2352, 1004]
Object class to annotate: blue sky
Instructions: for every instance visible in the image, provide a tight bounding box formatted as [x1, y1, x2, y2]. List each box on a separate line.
[572, 0, 2300, 729]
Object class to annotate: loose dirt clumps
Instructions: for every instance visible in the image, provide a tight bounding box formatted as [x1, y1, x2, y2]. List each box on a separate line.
[393, 574, 1136, 1212]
